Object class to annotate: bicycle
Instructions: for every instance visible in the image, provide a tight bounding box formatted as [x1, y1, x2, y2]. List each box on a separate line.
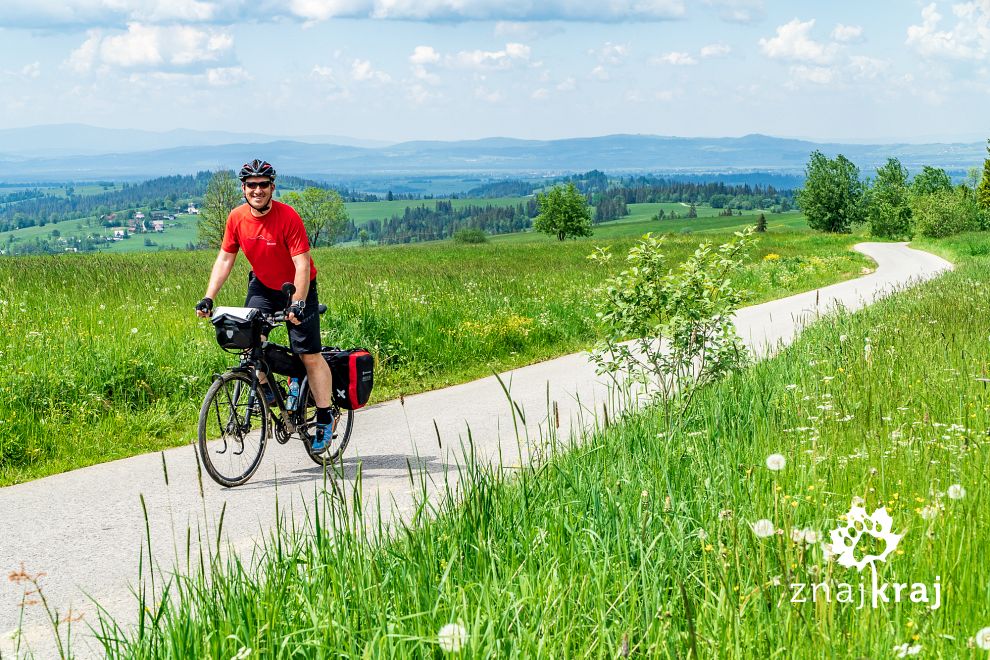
[197, 283, 354, 487]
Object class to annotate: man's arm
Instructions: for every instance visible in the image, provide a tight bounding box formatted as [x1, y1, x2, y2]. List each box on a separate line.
[287, 251, 312, 325]
[196, 250, 237, 317]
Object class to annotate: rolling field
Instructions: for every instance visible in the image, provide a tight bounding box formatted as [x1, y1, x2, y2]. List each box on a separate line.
[0, 219, 869, 485]
[96, 233, 989, 659]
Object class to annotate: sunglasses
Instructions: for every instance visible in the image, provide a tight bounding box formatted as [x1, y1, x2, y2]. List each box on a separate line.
[244, 181, 272, 190]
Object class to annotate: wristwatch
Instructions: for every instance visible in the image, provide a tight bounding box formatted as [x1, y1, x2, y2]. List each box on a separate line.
[292, 300, 306, 310]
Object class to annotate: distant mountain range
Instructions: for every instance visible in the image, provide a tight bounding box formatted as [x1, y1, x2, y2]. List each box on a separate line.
[0, 125, 985, 182]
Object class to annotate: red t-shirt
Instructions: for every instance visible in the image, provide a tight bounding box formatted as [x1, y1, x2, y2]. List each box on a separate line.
[221, 200, 317, 290]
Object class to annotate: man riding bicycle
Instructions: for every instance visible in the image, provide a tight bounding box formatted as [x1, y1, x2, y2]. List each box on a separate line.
[195, 159, 337, 454]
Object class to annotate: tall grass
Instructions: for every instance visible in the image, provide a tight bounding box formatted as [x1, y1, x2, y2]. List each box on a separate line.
[0, 228, 868, 484]
[92, 232, 989, 658]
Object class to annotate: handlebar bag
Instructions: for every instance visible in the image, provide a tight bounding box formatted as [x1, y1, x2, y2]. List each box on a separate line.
[211, 306, 260, 350]
[322, 347, 374, 409]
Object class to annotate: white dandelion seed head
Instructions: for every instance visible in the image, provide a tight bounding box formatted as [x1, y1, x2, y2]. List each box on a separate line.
[751, 519, 776, 538]
[851, 496, 865, 507]
[919, 505, 938, 520]
[894, 643, 922, 657]
[803, 528, 820, 544]
[697, 528, 708, 541]
[438, 622, 468, 653]
[947, 484, 966, 500]
[839, 334, 848, 342]
[977, 626, 990, 650]
[131, 327, 138, 334]
[790, 528, 805, 543]
[766, 454, 786, 471]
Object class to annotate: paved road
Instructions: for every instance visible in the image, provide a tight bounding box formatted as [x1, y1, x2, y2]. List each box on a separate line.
[0, 242, 952, 657]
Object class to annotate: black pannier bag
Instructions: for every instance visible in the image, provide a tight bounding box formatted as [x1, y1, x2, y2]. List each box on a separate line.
[322, 347, 374, 409]
[211, 307, 260, 350]
[262, 344, 307, 378]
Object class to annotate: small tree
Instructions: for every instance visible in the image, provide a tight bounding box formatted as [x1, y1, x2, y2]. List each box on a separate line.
[281, 187, 349, 248]
[687, 204, 698, 219]
[590, 228, 755, 426]
[977, 140, 990, 226]
[796, 150, 866, 233]
[755, 213, 767, 232]
[866, 157, 913, 240]
[911, 188, 980, 238]
[911, 166, 953, 197]
[453, 227, 488, 243]
[534, 183, 593, 241]
[358, 228, 370, 246]
[197, 169, 241, 249]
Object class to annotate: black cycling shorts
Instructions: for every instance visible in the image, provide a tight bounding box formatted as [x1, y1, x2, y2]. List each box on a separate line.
[245, 271, 323, 355]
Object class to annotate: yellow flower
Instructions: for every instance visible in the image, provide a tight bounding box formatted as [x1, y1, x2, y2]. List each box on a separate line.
[763, 253, 781, 261]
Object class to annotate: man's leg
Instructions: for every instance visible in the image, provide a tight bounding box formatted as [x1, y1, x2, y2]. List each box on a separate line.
[299, 352, 332, 408]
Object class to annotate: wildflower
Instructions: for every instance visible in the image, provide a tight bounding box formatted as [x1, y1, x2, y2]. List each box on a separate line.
[438, 622, 468, 653]
[697, 529, 708, 541]
[839, 334, 848, 342]
[751, 519, 776, 538]
[947, 484, 966, 500]
[763, 253, 780, 261]
[803, 528, 820, 544]
[232, 648, 252, 660]
[893, 643, 922, 657]
[918, 505, 938, 520]
[851, 496, 865, 507]
[790, 528, 805, 543]
[785, 384, 798, 390]
[822, 542, 837, 562]
[976, 627, 990, 650]
[131, 328, 138, 334]
[765, 454, 786, 471]
[719, 509, 734, 520]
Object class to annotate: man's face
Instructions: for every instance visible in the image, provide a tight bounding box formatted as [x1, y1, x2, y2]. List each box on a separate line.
[242, 176, 274, 211]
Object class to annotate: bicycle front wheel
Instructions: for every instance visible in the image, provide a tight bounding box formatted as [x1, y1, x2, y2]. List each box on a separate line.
[198, 371, 268, 487]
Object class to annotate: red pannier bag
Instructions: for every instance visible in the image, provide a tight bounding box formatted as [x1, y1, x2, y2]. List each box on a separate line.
[322, 347, 375, 409]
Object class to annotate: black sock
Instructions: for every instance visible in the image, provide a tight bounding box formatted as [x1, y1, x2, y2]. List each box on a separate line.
[316, 406, 334, 425]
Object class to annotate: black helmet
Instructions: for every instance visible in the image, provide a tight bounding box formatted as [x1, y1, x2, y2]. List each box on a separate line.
[238, 159, 276, 182]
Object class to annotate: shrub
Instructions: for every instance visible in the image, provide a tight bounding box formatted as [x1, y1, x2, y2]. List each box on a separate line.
[452, 228, 488, 244]
[911, 189, 980, 238]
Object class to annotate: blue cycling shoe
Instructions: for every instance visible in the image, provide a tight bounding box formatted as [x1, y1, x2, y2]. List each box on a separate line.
[310, 412, 338, 454]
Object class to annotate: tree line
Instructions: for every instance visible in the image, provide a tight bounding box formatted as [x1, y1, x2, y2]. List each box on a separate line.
[354, 200, 539, 245]
[797, 146, 990, 239]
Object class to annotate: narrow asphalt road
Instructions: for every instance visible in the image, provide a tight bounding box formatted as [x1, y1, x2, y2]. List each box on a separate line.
[0, 242, 952, 657]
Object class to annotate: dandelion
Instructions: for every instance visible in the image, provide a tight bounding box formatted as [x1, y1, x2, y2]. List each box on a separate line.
[851, 496, 865, 507]
[438, 622, 468, 653]
[839, 334, 848, 342]
[893, 643, 922, 657]
[751, 519, 776, 538]
[785, 383, 798, 390]
[919, 505, 938, 520]
[790, 528, 805, 543]
[231, 648, 252, 660]
[131, 328, 138, 334]
[947, 484, 966, 500]
[803, 528, 820, 544]
[822, 542, 837, 562]
[697, 528, 708, 541]
[976, 627, 990, 650]
[766, 454, 786, 471]
[719, 509, 734, 520]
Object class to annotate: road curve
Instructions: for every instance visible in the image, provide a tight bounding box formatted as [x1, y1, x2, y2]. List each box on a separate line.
[0, 242, 952, 657]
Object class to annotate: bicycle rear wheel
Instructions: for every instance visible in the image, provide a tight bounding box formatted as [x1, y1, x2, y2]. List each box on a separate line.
[299, 389, 354, 466]
[198, 371, 268, 487]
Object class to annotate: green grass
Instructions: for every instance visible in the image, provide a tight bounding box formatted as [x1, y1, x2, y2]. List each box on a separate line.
[0, 222, 868, 485]
[343, 196, 532, 225]
[92, 232, 990, 658]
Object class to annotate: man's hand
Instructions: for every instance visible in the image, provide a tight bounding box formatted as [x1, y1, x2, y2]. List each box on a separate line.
[195, 297, 214, 318]
[287, 300, 305, 325]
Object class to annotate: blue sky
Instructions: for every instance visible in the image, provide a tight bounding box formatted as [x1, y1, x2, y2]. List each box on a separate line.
[1, 1, 988, 143]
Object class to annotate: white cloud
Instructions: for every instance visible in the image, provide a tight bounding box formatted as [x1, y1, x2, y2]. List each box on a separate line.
[531, 88, 550, 100]
[311, 64, 337, 81]
[704, 0, 764, 23]
[789, 64, 836, 85]
[67, 23, 234, 73]
[21, 62, 42, 79]
[351, 59, 391, 83]
[700, 43, 732, 58]
[206, 66, 251, 86]
[474, 86, 502, 103]
[589, 65, 609, 80]
[652, 51, 697, 65]
[556, 77, 576, 91]
[831, 24, 864, 43]
[759, 18, 836, 63]
[906, 2, 990, 60]
[589, 42, 629, 65]
[848, 55, 889, 80]
[287, 0, 684, 22]
[6, 0, 236, 28]
[409, 45, 440, 65]
[450, 43, 530, 70]
[405, 82, 438, 104]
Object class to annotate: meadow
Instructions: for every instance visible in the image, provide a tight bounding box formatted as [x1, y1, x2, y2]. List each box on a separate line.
[0, 217, 869, 485]
[95, 232, 990, 658]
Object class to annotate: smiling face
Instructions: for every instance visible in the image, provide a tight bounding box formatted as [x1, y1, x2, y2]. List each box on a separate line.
[242, 176, 274, 215]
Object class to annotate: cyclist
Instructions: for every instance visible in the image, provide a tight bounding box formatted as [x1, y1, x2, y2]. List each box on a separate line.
[195, 159, 337, 453]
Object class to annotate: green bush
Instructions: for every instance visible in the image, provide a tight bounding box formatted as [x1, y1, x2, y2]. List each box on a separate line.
[452, 228, 488, 244]
[911, 188, 980, 238]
